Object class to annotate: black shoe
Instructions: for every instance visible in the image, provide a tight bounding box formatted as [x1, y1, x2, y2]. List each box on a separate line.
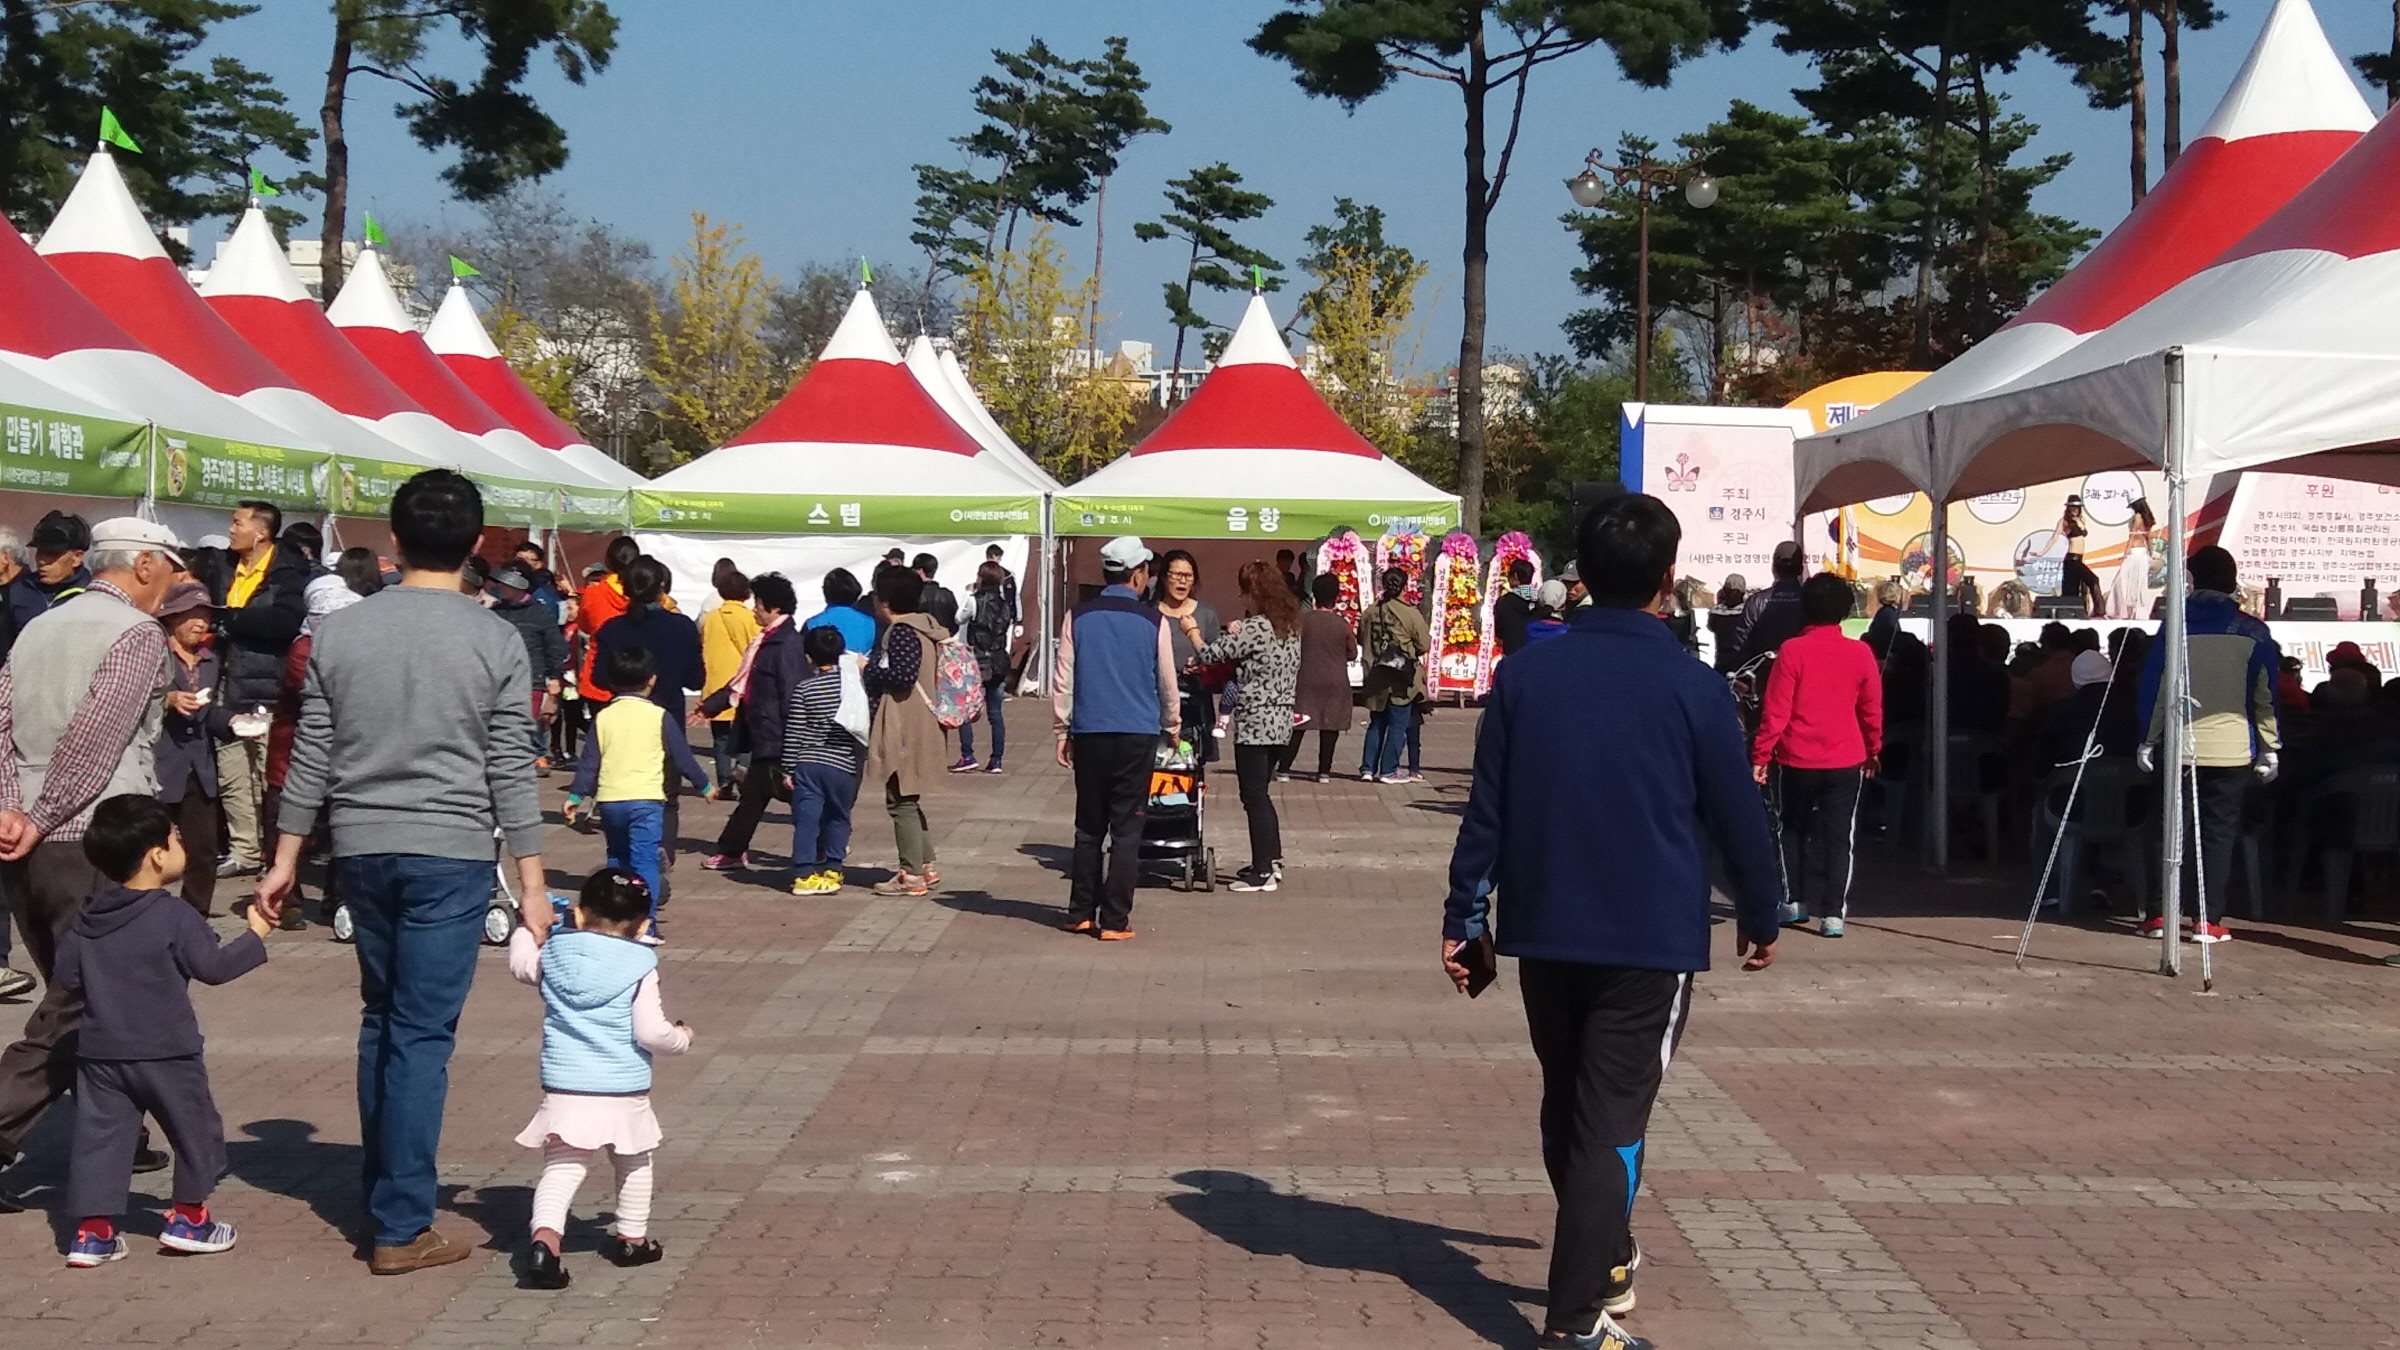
[522, 1241, 570, 1289]
[599, 1234, 663, 1267]
[131, 1145, 171, 1175]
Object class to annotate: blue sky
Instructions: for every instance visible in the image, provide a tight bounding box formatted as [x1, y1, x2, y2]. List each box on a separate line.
[203, 1, 2391, 371]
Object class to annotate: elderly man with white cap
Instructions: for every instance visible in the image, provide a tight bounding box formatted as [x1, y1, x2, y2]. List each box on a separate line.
[0, 516, 182, 1193]
[1052, 536, 1179, 940]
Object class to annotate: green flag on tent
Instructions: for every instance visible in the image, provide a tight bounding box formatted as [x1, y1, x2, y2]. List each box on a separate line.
[1252, 264, 1264, 292]
[248, 166, 280, 198]
[97, 107, 140, 154]
[362, 213, 388, 247]
[449, 255, 481, 279]
[860, 258, 872, 285]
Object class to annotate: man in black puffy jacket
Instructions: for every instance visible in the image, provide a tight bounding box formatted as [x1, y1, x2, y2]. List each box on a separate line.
[215, 501, 308, 878]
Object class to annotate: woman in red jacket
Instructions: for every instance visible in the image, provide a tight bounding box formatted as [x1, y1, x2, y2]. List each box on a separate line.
[1751, 572, 1884, 937]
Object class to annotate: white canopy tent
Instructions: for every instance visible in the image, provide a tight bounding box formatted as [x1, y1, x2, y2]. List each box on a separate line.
[1802, 0, 2400, 974]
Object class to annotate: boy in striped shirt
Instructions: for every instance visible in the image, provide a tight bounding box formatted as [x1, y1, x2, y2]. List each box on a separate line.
[786, 626, 864, 895]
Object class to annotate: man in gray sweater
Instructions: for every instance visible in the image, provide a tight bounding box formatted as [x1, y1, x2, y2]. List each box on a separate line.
[256, 469, 546, 1276]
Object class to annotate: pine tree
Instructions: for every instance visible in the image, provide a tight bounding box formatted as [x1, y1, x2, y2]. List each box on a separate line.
[1132, 163, 1281, 389]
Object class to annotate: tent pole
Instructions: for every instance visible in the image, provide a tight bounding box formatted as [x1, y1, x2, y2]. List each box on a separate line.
[2158, 349, 2189, 977]
[1034, 500, 1055, 696]
[1927, 412, 1949, 878]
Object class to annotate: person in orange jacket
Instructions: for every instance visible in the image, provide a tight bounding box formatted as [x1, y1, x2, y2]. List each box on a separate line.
[575, 538, 641, 706]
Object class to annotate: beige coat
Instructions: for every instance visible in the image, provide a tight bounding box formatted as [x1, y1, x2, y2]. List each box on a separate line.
[863, 611, 951, 798]
[1360, 597, 1431, 711]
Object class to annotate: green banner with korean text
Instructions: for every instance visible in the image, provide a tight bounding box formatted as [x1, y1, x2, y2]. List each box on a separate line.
[1053, 494, 1458, 541]
[150, 428, 328, 511]
[0, 403, 150, 499]
[632, 490, 1040, 537]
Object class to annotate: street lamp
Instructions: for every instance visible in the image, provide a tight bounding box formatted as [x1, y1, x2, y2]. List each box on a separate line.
[1567, 149, 1716, 401]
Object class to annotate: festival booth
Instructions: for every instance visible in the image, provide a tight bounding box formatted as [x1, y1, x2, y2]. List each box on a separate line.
[329, 248, 628, 533]
[1792, 0, 2400, 961]
[0, 176, 353, 534]
[632, 288, 1041, 615]
[32, 146, 461, 542]
[200, 207, 591, 533]
[1054, 293, 1458, 633]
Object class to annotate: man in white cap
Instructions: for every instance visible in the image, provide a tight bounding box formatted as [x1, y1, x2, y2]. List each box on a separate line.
[1052, 537, 1178, 939]
[0, 516, 180, 1194]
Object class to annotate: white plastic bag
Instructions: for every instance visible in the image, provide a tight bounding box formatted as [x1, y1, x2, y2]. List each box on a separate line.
[835, 652, 871, 745]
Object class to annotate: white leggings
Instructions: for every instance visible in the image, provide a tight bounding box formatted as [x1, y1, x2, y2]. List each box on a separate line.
[531, 1139, 655, 1240]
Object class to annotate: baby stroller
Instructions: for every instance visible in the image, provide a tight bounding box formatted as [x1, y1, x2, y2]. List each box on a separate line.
[328, 827, 523, 947]
[1140, 729, 1215, 892]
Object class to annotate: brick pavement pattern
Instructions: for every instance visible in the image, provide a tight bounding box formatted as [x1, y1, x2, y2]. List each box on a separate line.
[2, 708, 2399, 1347]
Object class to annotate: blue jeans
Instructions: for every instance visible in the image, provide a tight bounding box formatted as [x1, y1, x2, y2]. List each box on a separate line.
[1361, 702, 1415, 778]
[957, 679, 1007, 762]
[789, 762, 858, 868]
[341, 853, 494, 1248]
[599, 800, 665, 921]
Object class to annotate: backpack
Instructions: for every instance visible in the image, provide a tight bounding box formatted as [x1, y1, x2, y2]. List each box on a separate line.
[930, 634, 987, 729]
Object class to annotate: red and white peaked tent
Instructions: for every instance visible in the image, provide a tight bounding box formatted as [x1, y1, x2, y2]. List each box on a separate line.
[327, 248, 618, 495]
[199, 207, 593, 522]
[634, 288, 1041, 609]
[38, 147, 433, 473]
[1056, 293, 1457, 539]
[1797, 0, 2373, 510]
[423, 282, 645, 488]
[640, 288, 1042, 532]
[0, 187, 330, 463]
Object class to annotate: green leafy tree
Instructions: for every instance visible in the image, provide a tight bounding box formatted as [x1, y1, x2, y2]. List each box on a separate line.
[319, 0, 619, 297]
[1132, 162, 1281, 385]
[910, 34, 1168, 293]
[1753, 0, 2115, 363]
[0, 2, 314, 237]
[1252, 0, 1744, 535]
[762, 261, 944, 378]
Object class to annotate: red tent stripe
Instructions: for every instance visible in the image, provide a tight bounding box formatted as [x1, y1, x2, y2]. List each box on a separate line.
[208, 293, 421, 421]
[341, 325, 513, 435]
[442, 352, 583, 450]
[1134, 364, 1381, 458]
[2219, 114, 2400, 263]
[0, 223, 145, 360]
[47, 252, 300, 396]
[727, 358, 983, 454]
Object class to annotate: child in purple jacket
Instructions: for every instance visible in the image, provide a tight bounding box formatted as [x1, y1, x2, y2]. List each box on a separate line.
[56, 795, 271, 1267]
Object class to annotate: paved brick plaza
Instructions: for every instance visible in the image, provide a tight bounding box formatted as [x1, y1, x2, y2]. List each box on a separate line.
[3, 710, 2399, 1348]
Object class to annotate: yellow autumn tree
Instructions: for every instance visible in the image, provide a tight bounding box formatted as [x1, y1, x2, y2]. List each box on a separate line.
[1299, 241, 1428, 460]
[646, 212, 778, 459]
[488, 302, 580, 422]
[957, 224, 1140, 482]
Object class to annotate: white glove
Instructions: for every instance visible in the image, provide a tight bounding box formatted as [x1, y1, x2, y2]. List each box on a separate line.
[2255, 751, 2280, 785]
[2136, 742, 2156, 774]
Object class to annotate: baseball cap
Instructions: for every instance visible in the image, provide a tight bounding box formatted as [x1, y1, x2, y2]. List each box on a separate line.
[1771, 540, 1802, 565]
[1723, 573, 1748, 592]
[30, 510, 89, 553]
[1536, 579, 1570, 610]
[88, 516, 183, 567]
[1560, 560, 1580, 584]
[490, 564, 532, 593]
[1099, 536, 1152, 574]
[2070, 651, 2112, 688]
[154, 579, 215, 622]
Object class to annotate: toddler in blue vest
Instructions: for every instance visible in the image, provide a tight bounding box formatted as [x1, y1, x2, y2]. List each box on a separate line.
[507, 867, 693, 1290]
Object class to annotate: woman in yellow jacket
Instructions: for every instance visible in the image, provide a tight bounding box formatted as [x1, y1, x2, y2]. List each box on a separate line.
[698, 562, 761, 801]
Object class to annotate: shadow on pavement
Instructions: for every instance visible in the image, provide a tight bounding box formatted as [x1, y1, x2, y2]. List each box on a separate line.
[1163, 1168, 1541, 1348]
[937, 888, 1070, 931]
[225, 1118, 514, 1256]
[1016, 843, 1072, 876]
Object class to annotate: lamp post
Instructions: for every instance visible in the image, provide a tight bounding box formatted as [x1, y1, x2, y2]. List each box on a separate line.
[1567, 149, 1717, 402]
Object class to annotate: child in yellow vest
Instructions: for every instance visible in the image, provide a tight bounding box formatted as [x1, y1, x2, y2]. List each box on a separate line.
[564, 645, 709, 942]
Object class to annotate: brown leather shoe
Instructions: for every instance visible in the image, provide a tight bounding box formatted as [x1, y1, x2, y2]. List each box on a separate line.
[370, 1227, 475, 1275]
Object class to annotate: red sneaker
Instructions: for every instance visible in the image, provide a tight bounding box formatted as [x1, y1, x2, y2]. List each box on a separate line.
[2139, 915, 2167, 936]
[2192, 920, 2233, 943]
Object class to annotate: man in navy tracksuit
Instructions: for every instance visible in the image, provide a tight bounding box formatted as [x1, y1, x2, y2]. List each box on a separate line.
[1444, 493, 1783, 1350]
[1053, 537, 1180, 939]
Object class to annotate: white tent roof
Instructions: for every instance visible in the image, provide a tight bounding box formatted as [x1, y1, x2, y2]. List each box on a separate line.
[1057, 294, 1457, 537]
[39, 148, 438, 473]
[424, 283, 646, 488]
[902, 336, 1058, 493]
[1797, 0, 2373, 510]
